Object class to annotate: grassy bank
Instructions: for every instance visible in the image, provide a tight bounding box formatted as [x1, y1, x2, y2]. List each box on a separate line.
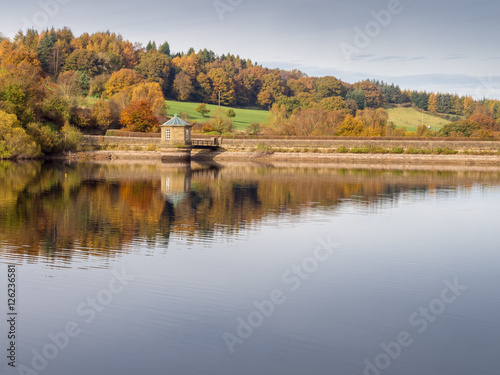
[165, 100, 269, 131]
[386, 106, 451, 132]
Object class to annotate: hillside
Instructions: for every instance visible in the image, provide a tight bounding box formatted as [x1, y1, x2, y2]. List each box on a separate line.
[165, 101, 269, 131]
[386, 106, 451, 132]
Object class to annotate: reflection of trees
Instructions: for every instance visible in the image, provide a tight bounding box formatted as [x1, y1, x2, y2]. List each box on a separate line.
[1, 162, 499, 264]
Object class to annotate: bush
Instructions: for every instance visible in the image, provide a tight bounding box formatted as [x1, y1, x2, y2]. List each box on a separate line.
[42, 95, 71, 126]
[202, 123, 214, 133]
[435, 147, 458, 155]
[336, 146, 349, 153]
[391, 147, 404, 154]
[209, 108, 233, 134]
[247, 122, 261, 135]
[0, 111, 40, 158]
[89, 74, 111, 98]
[256, 143, 274, 154]
[70, 107, 93, 129]
[26, 122, 61, 154]
[60, 124, 83, 151]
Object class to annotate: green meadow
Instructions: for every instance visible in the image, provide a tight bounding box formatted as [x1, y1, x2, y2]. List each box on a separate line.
[166, 100, 269, 131]
[386, 106, 451, 132]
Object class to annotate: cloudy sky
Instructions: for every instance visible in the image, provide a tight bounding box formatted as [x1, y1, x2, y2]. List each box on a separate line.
[1, 0, 499, 98]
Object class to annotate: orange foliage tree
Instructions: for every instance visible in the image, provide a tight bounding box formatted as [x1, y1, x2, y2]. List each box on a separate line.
[120, 99, 159, 132]
[469, 113, 499, 131]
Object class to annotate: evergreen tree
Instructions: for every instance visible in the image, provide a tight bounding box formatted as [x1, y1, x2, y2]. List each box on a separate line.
[159, 42, 170, 56]
[436, 93, 451, 113]
[37, 30, 57, 73]
[346, 89, 366, 110]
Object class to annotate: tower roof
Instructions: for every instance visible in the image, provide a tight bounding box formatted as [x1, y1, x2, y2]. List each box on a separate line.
[162, 114, 191, 127]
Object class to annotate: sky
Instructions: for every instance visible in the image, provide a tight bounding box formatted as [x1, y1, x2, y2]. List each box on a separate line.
[1, 0, 500, 99]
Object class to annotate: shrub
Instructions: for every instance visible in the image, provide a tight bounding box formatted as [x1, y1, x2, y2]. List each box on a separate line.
[26, 122, 61, 154]
[435, 147, 458, 155]
[0, 111, 40, 158]
[336, 146, 349, 153]
[202, 123, 214, 133]
[209, 108, 233, 134]
[91, 99, 113, 130]
[60, 124, 83, 151]
[247, 122, 261, 135]
[256, 143, 274, 154]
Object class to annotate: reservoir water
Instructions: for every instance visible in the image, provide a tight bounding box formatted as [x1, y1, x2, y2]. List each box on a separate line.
[0, 161, 499, 375]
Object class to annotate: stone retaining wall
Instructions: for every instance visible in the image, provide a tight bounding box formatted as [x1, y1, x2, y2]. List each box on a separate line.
[83, 135, 500, 151]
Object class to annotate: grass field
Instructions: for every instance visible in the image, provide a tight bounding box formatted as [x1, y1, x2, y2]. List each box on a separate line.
[166, 101, 269, 131]
[386, 106, 451, 132]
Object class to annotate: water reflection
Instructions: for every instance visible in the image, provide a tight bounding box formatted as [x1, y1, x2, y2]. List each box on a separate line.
[1, 160, 499, 265]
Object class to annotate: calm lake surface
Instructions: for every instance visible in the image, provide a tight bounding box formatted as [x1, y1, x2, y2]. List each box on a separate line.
[1, 161, 499, 375]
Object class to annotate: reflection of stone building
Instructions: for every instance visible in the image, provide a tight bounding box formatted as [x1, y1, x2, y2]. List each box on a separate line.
[161, 172, 192, 206]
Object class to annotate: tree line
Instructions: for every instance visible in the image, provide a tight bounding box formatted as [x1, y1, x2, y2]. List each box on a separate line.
[1, 27, 499, 158]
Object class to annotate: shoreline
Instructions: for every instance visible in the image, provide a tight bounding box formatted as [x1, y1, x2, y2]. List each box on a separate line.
[57, 150, 500, 169]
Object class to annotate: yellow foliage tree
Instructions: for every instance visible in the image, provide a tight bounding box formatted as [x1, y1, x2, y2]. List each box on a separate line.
[105, 69, 144, 97]
[428, 93, 438, 113]
[336, 114, 365, 136]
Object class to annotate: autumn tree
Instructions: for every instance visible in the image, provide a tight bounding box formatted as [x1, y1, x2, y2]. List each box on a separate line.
[356, 108, 388, 136]
[469, 113, 499, 131]
[352, 81, 384, 108]
[314, 76, 345, 99]
[120, 99, 159, 132]
[336, 114, 365, 136]
[89, 74, 111, 98]
[316, 97, 349, 112]
[172, 52, 201, 80]
[428, 93, 438, 113]
[173, 72, 194, 101]
[91, 99, 113, 130]
[207, 68, 235, 105]
[130, 82, 167, 120]
[257, 71, 286, 108]
[56, 71, 81, 98]
[462, 96, 475, 117]
[134, 50, 171, 93]
[105, 69, 144, 97]
[63, 49, 100, 77]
